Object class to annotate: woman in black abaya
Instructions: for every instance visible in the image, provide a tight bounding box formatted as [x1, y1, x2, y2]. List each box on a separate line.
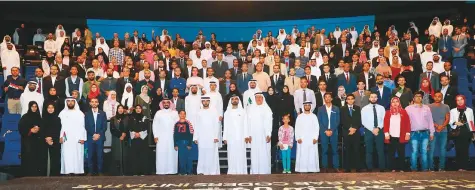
[42, 103, 62, 176]
[18, 101, 47, 176]
[128, 105, 150, 175]
[110, 105, 130, 176]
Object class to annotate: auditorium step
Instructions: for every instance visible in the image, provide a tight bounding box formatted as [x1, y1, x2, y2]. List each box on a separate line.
[218, 147, 251, 171]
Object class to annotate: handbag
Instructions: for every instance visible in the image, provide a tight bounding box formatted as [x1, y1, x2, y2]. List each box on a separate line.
[449, 126, 460, 137]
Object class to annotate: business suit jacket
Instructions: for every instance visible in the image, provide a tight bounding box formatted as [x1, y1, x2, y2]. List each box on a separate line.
[398, 40, 416, 57]
[154, 78, 171, 96]
[443, 85, 458, 109]
[401, 53, 422, 75]
[371, 86, 391, 109]
[391, 87, 413, 108]
[419, 71, 440, 91]
[236, 72, 253, 93]
[317, 105, 340, 135]
[438, 35, 453, 59]
[43, 75, 66, 98]
[230, 67, 241, 80]
[57, 64, 70, 78]
[319, 46, 333, 55]
[73, 62, 87, 81]
[332, 96, 346, 108]
[314, 33, 327, 49]
[371, 56, 390, 68]
[331, 42, 351, 60]
[212, 61, 229, 79]
[85, 109, 108, 141]
[304, 75, 318, 91]
[352, 90, 370, 108]
[340, 105, 362, 138]
[439, 70, 458, 87]
[358, 72, 376, 90]
[171, 97, 185, 112]
[314, 91, 325, 109]
[281, 57, 295, 70]
[452, 34, 468, 56]
[337, 72, 357, 93]
[318, 73, 337, 94]
[270, 74, 285, 94]
[284, 75, 301, 95]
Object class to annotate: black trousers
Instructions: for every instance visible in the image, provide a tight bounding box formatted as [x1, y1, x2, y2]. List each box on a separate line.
[455, 127, 471, 170]
[387, 137, 406, 171]
[343, 134, 361, 170]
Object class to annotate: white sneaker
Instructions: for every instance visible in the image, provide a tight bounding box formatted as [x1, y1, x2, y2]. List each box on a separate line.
[282, 171, 286, 174]
[287, 171, 292, 174]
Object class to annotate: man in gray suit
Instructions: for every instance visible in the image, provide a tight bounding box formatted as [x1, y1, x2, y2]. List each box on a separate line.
[352, 81, 370, 108]
[419, 61, 440, 91]
[170, 88, 185, 112]
[211, 52, 229, 80]
[452, 27, 468, 58]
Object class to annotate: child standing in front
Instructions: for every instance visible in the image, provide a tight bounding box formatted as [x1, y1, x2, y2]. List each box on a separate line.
[174, 110, 194, 175]
[278, 114, 294, 173]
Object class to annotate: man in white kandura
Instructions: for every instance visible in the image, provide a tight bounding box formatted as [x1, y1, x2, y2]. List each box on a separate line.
[20, 81, 44, 116]
[242, 79, 261, 110]
[223, 95, 248, 175]
[208, 81, 224, 148]
[247, 92, 273, 174]
[185, 85, 201, 130]
[153, 98, 179, 175]
[59, 97, 86, 175]
[295, 101, 320, 173]
[193, 96, 220, 175]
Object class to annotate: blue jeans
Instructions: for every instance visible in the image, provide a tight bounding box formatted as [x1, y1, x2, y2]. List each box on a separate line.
[87, 139, 104, 173]
[320, 132, 339, 168]
[428, 131, 447, 170]
[364, 129, 385, 170]
[281, 148, 291, 171]
[177, 140, 192, 175]
[410, 131, 430, 171]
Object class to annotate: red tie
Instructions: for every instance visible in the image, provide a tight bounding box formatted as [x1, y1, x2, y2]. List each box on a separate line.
[37, 79, 42, 93]
[345, 73, 349, 83]
[410, 53, 413, 60]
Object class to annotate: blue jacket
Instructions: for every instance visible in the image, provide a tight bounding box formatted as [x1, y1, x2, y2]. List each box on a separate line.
[237, 73, 253, 93]
[85, 109, 108, 141]
[371, 86, 391, 110]
[169, 77, 187, 98]
[317, 105, 340, 135]
[336, 73, 357, 93]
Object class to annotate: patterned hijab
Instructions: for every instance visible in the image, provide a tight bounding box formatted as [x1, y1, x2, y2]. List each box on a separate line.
[390, 97, 403, 115]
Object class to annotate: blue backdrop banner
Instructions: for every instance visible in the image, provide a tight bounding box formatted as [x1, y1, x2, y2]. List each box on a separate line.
[87, 15, 375, 42]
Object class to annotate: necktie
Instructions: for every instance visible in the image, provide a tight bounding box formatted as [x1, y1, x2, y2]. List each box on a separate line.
[307, 75, 310, 82]
[274, 75, 278, 84]
[125, 78, 129, 83]
[360, 90, 363, 97]
[37, 78, 42, 93]
[446, 71, 450, 77]
[345, 73, 349, 83]
[292, 76, 294, 85]
[427, 72, 431, 79]
[326, 74, 329, 81]
[373, 104, 378, 129]
[218, 61, 221, 67]
[349, 107, 353, 116]
[410, 53, 413, 60]
[303, 89, 307, 102]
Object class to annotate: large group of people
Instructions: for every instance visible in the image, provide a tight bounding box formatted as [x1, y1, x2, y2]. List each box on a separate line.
[2, 16, 475, 177]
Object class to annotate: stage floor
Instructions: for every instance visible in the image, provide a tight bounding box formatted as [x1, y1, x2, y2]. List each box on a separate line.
[1, 172, 475, 189]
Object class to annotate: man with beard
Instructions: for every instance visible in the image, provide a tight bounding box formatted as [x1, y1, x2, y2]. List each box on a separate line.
[44, 33, 57, 54]
[208, 81, 224, 147]
[392, 76, 413, 108]
[136, 70, 155, 96]
[153, 98, 179, 175]
[361, 92, 386, 172]
[1, 43, 20, 81]
[100, 68, 118, 96]
[340, 94, 362, 172]
[109, 40, 125, 69]
[242, 79, 261, 110]
[82, 71, 101, 98]
[194, 96, 221, 175]
[247, 93, 273, 174]
[438, 29, 453, 61]
[43, 65, 66, 99]
[84, 98, 107, 176]
[59, 97, 86, 175]
[452, 27, 468, 58]
[295, 101, 320, 173]
[185, 85, 202, 129]
[431, 54, 445, 74]
[371, 74, 391, 110]
[72, 30, 85, 57]
[223, 95, 248, 175]
[20, 81, 44, 116]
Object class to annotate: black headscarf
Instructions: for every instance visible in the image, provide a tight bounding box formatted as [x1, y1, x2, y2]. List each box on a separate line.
[132, 105, 145, 121]
[280, 85, 295, 116]
[18, 101, 42, 136]
[41, 102, 62, 139]
[224, 83, 242, 111]
[264, 86, 281, 115]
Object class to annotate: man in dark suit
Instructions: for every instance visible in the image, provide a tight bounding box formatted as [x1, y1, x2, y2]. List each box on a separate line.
[74, 56, 87, 81]
[85, 98, 107, 176]
[219, 70, 236, 95]
[170, 88, 185, 112]
[317, 92, 342, 173]
[419, 61, 440, 91]
[340, 94, 362, 172]
[439, 61, 459, 87]
[337, 63, 357, 93]
[270, 64, 285, 94]
[331, 35, 351, 60]
[392, 76, 413, 108]
[230, 59, 241, 80]
[154, 69, 170, 96]
[318, 64, 337, 94]
[438, 29, 453, 61]
[358, 62, 376, 90]
[116, 67, 137, 101]
[319, 39, 333, 55]
[371, 74, 391, 110]
[211, 52, 229, 80]
[55, 55, 70, 78]
[236, 63, 253, 93]
[282, 50, 295, 69]
[175, 50, 187, 70]
[314, 80, 328, 110]
[398, 33, 416, 57]
[43, 65, 66, 98]
[440, 75, 458, 109]
[304, 66, 318, 91]
[401, 45, 423, 81]
[71, 31, 85, 57]
[371, 48, 390, 68]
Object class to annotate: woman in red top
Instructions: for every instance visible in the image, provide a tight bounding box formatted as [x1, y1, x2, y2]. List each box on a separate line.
[384, 97, 411, 172]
